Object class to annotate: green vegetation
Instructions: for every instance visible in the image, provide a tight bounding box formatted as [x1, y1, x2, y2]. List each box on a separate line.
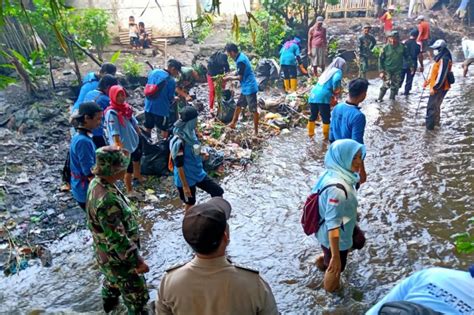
[123, 56, 143, 78]
[452, 217, 474, 254]
[328, 38, 339, 59]
[189, 13, 214, 44]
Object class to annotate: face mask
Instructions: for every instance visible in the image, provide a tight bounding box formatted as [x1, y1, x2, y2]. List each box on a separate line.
[433, 49, 440, 56]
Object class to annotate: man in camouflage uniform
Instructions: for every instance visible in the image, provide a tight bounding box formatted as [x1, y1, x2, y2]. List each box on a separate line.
[358, 23, 377, 79]
[378, 31, 414, 101]
[86, 146, 149, 314]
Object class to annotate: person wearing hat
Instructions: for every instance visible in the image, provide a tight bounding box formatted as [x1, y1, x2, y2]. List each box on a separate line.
[423, 39, 453, 130]
[416, 15, 431, 60]
[156, 197, 278, 314]
[83, 74, 119, 148]
[224, 43, 260, 136]
[380, 5, 395, 34]
[358, 23, 377, 79]
[86, 146, 150, 314]
[461, 37, 474, 77]
[308, 16, 328, 76]
[366, 267, 474, 315]
[144, 59, 182, 139]
[279, 36, 306, 92]
[400, 29, 423, 96]
[378, 31, 414, 101]
[169, 106, 224, 211]
[69, 102, 103, 210]
[105, 85, 144, 196]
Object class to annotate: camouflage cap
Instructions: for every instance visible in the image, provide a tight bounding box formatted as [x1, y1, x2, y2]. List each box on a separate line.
[93, 146, 130, 177]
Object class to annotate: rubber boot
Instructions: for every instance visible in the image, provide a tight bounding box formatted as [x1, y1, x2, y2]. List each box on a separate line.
[290, 78, 297, 92]
[283, 79, 290, 92]
[389, 89, 397, 100]
[377, 88, 387, 102]
[322, 123, 330, 140]
[307, 121, 316, 138]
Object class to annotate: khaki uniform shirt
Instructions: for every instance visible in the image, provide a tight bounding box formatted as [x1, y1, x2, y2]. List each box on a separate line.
[156, 256, 278, 315]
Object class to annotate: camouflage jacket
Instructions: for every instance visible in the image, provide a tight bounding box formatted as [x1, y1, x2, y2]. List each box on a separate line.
[86, 177, 140, 266]
[358, 34, 376, 57]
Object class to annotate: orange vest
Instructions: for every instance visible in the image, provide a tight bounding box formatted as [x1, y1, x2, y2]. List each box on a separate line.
[428, 58, 452, 91]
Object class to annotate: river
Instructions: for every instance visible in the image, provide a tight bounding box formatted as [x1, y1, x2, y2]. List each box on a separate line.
[0, 65, 473, 314]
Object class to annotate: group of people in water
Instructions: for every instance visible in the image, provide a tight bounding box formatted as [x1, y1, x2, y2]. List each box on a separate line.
[61, 9, 474, 314]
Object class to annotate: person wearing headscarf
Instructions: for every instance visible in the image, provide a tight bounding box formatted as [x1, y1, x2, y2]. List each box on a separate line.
[86, 146, 149, 314]
[279, 36, 306, 92]
[308, 16, 328, 76]
[307, 57, 346, 140]
[311, 139, 367, 292]
[104, 85, 143, 197]
[169, 106, 224, 211]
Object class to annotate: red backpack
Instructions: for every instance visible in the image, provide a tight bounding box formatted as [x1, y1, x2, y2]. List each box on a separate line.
[301, 183, 347, 236]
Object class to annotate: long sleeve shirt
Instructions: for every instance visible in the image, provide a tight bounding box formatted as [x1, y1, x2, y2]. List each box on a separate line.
[379, 43, 413, 73]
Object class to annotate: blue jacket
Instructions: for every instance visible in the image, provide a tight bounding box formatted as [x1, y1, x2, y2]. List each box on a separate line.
[308, 69, 342, 104]
[279, 43, 300, 66]
[83, 89, 110, 137]
[144, 69, 176, 117]
[73, 72, 99, 110]
[70, 130, 96, 204]
[329, 102, 366, 144]
[235, 52, 258, 95]
[172, 140, 207, 187]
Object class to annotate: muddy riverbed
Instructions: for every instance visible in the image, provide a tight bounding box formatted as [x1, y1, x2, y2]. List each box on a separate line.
[0, 62, 472, 314]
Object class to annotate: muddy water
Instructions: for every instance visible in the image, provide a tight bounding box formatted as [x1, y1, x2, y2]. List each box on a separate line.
[1, 65, 473, 314]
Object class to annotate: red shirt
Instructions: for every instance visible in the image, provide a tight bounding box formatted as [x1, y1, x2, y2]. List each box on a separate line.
[309, 26, 327, 48]
[417, 21, 430, 41]
[380, 12, 393, 32]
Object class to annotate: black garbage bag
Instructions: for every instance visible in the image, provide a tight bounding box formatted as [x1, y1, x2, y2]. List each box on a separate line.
[140, 132, 170, 176]
[255, 59, 279, 91]
[203, 147, 224, 172]
[217, 90, 235, 124]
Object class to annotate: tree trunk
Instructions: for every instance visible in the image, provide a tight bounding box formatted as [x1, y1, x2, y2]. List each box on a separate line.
[10, 57, 38, 97]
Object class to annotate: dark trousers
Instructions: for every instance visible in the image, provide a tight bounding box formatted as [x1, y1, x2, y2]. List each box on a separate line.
[309, 103, 331, 124]
[426, 90, 448, 130]
[177, 175, 224, 205]
[281, 65, 297, 79]
[400, 68, 415, 94]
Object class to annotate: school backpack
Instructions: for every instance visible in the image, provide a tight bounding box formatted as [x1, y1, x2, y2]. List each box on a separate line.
[379, 301, 442, 315]
[301, 183, 347, 236]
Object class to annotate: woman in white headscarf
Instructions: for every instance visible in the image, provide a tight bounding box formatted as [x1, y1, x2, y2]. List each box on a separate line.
[307, 57, 346, 140]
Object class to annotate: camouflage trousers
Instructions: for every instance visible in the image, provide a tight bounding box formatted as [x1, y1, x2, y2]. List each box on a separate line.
[99, 261, 149, 314]
[379, 71, 402, 100]
[359, 55, 369, 79]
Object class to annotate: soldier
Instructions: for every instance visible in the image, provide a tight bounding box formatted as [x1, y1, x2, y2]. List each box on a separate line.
[358, 23, 377, 79]
[377, 31, 414, 102]
[156, 197, 278, 315]
[86, 146, 150, 314]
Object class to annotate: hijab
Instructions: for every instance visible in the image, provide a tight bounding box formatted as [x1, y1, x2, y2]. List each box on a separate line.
[170, 118, 199, 159]
[105, 85, 133, 126]
[318, 57, 346, 85]
[318, 139, 366, 186]
[283, 37, 301, 50]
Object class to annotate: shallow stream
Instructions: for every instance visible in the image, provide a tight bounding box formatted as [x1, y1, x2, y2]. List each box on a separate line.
[0, 65, 473, 314]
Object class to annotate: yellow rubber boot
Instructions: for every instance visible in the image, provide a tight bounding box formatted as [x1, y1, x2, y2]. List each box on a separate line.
[283, 79, 290, 92]
[307, 121, 316, 138]
[290, 78, 297, 92]
[322, 123, 330, 140]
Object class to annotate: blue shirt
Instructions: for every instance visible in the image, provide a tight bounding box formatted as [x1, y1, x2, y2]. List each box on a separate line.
[73, 72, 99, 110]
[70, 131, 96, 203]
[172, 140, 207, 187]
[312, 172, 358, 251]
[308, 69, 342, 104]
[235, 52, 258, 95]
[330, 102, 366, 144]
[366, 268, 474, 315]
[105, 110, 139, 153]
[83, 89, 110, 137]
[144, 69, 176, 117]
[279, 43, 300, 66]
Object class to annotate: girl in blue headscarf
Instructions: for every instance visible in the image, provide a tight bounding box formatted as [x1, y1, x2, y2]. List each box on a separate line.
[312, 139, 366, 292]
[280, 36, 306, 92]
[169, 106, 224, 211]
